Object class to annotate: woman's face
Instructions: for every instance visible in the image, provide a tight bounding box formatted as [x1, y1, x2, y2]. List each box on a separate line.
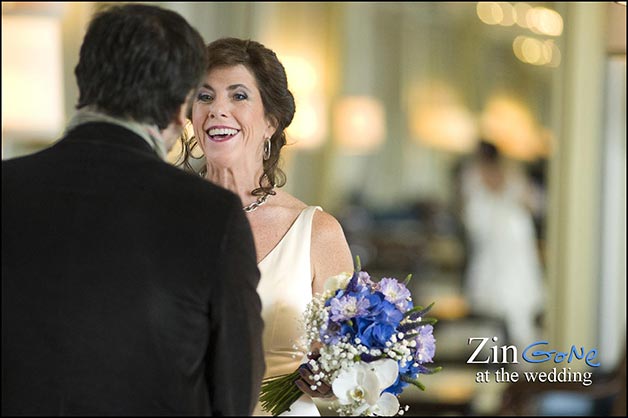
[192, 64, 275, 169]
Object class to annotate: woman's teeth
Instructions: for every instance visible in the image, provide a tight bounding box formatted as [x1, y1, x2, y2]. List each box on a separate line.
[207, 127, 239, 141]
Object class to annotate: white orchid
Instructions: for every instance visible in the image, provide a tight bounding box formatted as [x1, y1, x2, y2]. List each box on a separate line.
[323, 271, 353, 294]
[332, 359, 400, 416]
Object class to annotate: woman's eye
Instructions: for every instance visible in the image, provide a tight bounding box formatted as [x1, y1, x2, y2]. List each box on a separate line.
[234, 92, 248, 101]
[197, 92, 213, 102]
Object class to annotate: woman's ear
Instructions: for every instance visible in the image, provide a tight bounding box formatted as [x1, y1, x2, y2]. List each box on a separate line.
[265, 117, 278, 140]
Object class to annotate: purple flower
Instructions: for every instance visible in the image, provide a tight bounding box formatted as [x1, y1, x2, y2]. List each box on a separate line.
[377, 278, 411, 308]
[330, 295, 370, 322]
[357, 271, 375, 287]
[415, 325, 436, 363]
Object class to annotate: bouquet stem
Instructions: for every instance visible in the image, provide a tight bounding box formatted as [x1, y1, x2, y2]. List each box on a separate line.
[259, 371, 304, 416]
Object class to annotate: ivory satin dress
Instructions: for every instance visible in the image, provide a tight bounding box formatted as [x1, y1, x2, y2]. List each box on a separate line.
[253, 206, 321, 416]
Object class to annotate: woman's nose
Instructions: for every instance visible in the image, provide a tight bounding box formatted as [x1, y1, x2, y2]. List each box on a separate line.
[208, 98, 228, 118]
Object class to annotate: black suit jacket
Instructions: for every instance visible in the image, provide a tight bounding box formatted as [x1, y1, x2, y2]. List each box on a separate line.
[1, 123, 265, 416]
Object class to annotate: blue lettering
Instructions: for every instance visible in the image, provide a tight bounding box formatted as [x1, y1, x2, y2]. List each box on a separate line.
[568, 346, 584, 362]
[585, 348, 600, 367]
[522, 341, 553, 363]
[522, 341, 600, 367]
[554, 351, 567, 363]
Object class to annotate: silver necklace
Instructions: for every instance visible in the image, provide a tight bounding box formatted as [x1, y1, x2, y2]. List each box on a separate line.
[200, 171, 273, 213]
[243, 193, 272, 213]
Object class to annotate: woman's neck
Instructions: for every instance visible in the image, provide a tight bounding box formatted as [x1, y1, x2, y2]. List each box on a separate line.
[205, 163, 264, 203]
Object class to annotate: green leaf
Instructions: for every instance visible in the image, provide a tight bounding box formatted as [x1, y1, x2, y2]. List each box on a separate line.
[404, 274, 413, 285]
[355, 255, 362, 272]
[403, 301, 435, 319]
[421, 366, 443, 375]
[401, 375, 426, 391]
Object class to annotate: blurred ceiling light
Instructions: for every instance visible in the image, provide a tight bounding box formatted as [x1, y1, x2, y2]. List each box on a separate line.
[476, 2, 503, 25]
[411, 106, 478, 153]
[513, 35, 560, 67]
[333, 96, 386, 154]
[525, 7, 542, 35]
[513, 35, 526, 62]
[498, 2, 516, 26]
[2, 14, 64, 139]
[279, 54, 327, 149]
[287, 95, 327, 150]
[480, 95, 547, 161]
[536, 7, 563, 36]
[409, 82, 477, 153]
[527, 6, 563, 36]
[514, 3, 532, 28]
[280, 55, 318, 95]
[522, 37, 542, 64]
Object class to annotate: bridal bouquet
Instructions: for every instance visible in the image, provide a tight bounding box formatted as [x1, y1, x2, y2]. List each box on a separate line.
[260, 261, 440, 416]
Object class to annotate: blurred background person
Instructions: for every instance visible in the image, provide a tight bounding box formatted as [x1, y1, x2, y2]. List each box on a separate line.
[458, 140, 545, 349]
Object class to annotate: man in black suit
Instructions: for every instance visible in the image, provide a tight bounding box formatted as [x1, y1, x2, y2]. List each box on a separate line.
[2, 4, 264, 416]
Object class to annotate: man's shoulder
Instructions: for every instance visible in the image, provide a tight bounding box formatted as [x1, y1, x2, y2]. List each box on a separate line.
[158, 164, 241, 205]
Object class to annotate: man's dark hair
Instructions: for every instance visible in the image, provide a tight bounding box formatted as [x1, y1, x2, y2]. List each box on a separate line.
[75, 4, 207, 130]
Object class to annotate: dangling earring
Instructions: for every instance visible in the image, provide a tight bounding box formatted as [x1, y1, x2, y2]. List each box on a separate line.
[263, 138, 271, 161]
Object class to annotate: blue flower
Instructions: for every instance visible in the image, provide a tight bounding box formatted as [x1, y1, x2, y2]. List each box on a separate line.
[384, 378, 408, 396]
[355, 317, 396, 349]
[365, 294, 403, 326]
[345, 272, 365, 294]
[384, 361, 420, 396]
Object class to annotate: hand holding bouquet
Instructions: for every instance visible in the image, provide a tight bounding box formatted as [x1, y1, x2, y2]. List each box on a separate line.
[260, 261, 441, 416]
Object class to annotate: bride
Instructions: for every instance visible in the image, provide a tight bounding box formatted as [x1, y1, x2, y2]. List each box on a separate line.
[181, 37, 353, 416]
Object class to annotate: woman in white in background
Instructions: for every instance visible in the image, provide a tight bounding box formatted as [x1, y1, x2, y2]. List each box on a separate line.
[460, 140, 545, 351]
[180, 37, 353, 416]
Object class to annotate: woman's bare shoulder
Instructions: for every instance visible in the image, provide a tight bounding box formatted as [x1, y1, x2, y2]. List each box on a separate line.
[310, 207, 354, 294]
[271, 190, 308, 213]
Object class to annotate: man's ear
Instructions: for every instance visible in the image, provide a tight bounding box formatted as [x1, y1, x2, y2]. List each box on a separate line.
[161, 94, 194, 152]
[175, 100, 189, 128]
[177, 89, 196, 127]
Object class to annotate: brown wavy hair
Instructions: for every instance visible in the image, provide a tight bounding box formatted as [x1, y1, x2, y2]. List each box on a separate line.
[179, 37, 296, 196]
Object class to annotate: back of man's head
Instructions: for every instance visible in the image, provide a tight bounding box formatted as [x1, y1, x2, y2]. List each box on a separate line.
[75, 4, 207, 130]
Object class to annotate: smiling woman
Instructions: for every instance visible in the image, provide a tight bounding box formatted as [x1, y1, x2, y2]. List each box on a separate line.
[193, 64, 275, 184]
[179, 37, 354, 416]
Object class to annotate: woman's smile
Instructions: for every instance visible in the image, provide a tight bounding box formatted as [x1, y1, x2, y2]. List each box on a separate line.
[206, 125, 240, 143]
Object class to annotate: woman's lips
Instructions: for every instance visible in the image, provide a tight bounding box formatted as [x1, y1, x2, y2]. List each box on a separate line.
[207, 133, 238, 142]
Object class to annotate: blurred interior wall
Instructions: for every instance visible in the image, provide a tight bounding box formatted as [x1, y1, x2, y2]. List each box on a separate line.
[547, 2, 625, 371]
[598, 3, 626, 373]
